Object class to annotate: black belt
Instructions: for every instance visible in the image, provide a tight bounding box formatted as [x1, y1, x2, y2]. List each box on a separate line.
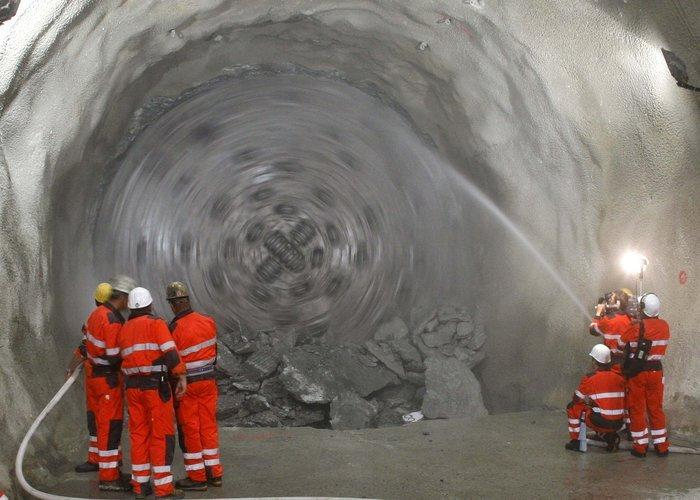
[187, 371, 216, 383]
[90, 365, 120, 377]
[643, 360, 663, 371]
[125, 375, 161, 390]
[589, 412, 624, 430]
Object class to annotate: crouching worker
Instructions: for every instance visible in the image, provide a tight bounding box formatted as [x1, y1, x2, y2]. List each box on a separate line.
[119, 287, 187, 499]
[166, 282, 223, 491]
[565, 344, 625, 452]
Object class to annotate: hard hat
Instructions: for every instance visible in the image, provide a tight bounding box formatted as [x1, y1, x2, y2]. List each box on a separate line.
[639, 293, 660, 317]
[166, 281, 189, 301]
[109, 275, 137, 294]
[93, 283, 113, 304]
[128, 287, 153, 309]
[619, 288, 634, 298]
[589, 344, 611, 364]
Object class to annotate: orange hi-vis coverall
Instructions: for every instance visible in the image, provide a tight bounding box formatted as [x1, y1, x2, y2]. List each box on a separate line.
[170, 309, 223, 482]
[82, 302, 125, 481]
[619, 317, 671, 454]
[119, 312, 186, 497]
[566, 368, 626, 440]
[590, 311, 632, 369]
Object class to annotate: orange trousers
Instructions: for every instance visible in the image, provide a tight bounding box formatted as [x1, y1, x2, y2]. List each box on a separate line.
[85, 372, 123, 481]
[627, 370, 669, 454]
[126, 386, 176, 496]
[566, 402, 621, 440]
[175, 379, 223, 481]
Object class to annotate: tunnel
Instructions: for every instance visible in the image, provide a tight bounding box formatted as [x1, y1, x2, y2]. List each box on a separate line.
[0, 0, 699, 496]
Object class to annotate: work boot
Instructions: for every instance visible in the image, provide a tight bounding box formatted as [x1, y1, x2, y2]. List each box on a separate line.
[99, 478, 133, 492]
[175, 477, 207, 491]
[656, 449, 669, 458]
[74, 461, 99, 473]
[564, 439, 582, 452]
[630, 449, 646, 458]
[135, 483, 153, 499]
[604, 432, 620, 452]
[207, 476, 222, 487]
[156, 488, 185, 499]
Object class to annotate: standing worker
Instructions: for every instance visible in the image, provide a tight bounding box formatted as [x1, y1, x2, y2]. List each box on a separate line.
[619, 293, 670, 458]
[119, 286, 187, 499]
[68, 276, 135, 491]
[565, 344, 626, 452]
[166, 281, 223, 491]
[67, 281, 115, 473]
[589, 289, 634, 371]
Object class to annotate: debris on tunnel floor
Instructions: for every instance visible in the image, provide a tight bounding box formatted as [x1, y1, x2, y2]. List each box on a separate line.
[215, 308, 486, 430]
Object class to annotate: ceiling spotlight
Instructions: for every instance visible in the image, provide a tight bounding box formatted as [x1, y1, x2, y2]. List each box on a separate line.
[661, 49, 700, 92]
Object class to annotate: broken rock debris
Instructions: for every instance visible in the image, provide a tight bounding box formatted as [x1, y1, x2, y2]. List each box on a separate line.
[216, 306, 486, 429]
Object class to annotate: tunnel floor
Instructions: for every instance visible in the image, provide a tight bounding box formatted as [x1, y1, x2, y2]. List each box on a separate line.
[43, 410, 700, 499]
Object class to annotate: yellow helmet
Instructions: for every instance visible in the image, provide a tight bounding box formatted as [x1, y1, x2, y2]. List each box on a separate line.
[619, 287, 634, 298]
[94, 282, 113, 304]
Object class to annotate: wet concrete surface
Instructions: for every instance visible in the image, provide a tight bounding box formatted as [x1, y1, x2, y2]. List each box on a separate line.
[44, 410, 700, 499]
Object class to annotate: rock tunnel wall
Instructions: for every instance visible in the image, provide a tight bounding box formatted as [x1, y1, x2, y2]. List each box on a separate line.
[0, 0, 698, 489]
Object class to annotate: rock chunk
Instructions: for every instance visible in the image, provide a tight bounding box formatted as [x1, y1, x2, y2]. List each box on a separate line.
[422, 323, 456, 347]
[389, 338, 424, 372]
[421, 357, 487, 420]
[279, 345, 398, 404]
[242, 348, 280, 380]
[215, 341, 242, 377]
[330, 392, 379, 430]
[364, 340, 405, 378]
[374, 317, 408, 341]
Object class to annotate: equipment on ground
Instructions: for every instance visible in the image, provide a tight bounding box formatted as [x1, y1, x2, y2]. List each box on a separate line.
[589, 344, 611, 364]
[108, 275, 137, 294]
[128, 287, 153, 309]
[578, 414, 587, 452]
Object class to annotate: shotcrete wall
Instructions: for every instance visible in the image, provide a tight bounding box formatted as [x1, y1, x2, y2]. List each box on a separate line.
[0, 0, 698, 489]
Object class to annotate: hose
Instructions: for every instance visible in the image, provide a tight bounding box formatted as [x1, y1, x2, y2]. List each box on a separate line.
[14, 365, 364, 500]
[15, 365, 85, 500]
[586, 438, 700, 454]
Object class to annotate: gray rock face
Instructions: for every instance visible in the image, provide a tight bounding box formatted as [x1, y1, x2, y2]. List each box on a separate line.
[389, 338, 424, 372]
[215, 341, 242, 377]
[279, 345, 399, 404]
[243, 348, 280, 380]
[364, 340, 405, 378]
[330, 392, 379, 430]
[0, 0, 19, 25]
[244, 394, 271, 413]
[421, 357, 487, 420]
[217, 391, 246, 420]
[422, 323, 456, 347]
[374, 317, 409, 341]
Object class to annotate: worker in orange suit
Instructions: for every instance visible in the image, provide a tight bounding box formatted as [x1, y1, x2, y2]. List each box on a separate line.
[166, 281, 223, 491]
[589, 289, 634, 371]
[119, 286, 187, 499]
[565, 344, 626, 452]
[67, 276, 135, 492]
[619, 293, 670, 458]
[66, 282, 116, 473]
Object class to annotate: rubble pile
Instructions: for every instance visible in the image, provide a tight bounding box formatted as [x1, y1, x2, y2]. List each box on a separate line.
[216, 306, 487, 430]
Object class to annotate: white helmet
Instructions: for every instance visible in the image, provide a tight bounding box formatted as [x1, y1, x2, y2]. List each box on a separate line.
[640, 293, 660, 317]
[109, 275, 137, 294]
[589, 344, 611, 364]
[128, 287, 153, 309]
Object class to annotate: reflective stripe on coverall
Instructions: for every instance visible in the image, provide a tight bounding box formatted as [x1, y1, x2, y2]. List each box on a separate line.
[119, 312, 185, 496]
[620, 317, 670, 454]
[170, 309, 223, 481]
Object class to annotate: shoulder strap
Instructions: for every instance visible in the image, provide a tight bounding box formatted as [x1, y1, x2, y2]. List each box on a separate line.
[638, 318, 645, 342]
